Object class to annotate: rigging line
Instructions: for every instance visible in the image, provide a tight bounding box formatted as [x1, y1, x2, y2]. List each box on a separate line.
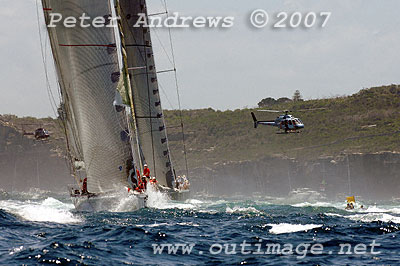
[40, 2, 82, 185]
[163, 0, 189, 177]
[44, 33, 60, 115]
[160, 0, 167, 11]
[158, 82, 175, 110]
[151, 27, 174, 66]
[35, 0, 59, 118]
[37, 0, 72, 177]
[167, 147, 182, 173]
[38, 5, 53, 108]
[62, 83, 84, 160]
[61, 84, 84, 162]
[148, 11, 168, 17]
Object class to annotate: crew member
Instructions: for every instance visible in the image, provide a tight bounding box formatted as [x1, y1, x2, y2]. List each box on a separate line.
[129, 171, 138, 191]
[82, 177, 88, 194]
[176, 175, 184, 190]
[143, 164, 150, 178]
[141, 176, 147, 190]
[182, 175, 190, 190]
[136, 169, 141, 180]
[141, 164, 150, 189]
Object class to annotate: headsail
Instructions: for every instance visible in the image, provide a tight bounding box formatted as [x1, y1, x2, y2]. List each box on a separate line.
[117, 0, 175, 188]
[42, 0, 136, 193]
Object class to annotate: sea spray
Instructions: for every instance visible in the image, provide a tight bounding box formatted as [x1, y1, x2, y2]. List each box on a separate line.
[146, 184, 171, 208]
[0, 197, 81, 223]
[111, 191, 142, 212]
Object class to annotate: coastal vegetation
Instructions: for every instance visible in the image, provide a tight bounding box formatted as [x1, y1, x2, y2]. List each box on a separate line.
[165, 85, 400, 170]
[1, 85, 399, 171]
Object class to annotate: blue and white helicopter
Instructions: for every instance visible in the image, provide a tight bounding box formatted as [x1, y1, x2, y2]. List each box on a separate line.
[251, 110, 305, 133]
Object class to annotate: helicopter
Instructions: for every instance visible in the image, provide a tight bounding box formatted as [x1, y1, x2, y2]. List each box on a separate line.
[251, 107, 327, 133]
[21, 124, 51, 140]
[34, 128, 50, 140]
[251, 110, 305, 133]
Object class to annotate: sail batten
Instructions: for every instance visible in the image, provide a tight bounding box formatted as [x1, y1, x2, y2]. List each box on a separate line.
[118, 0, 175, 187]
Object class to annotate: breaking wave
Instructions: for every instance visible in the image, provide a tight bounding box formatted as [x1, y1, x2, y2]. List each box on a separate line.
[267, 223, 323, 234]
[0, 196, 81, 224]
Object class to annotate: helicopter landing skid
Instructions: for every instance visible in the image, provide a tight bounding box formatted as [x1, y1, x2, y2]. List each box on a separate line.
[276, 131, 301, 134]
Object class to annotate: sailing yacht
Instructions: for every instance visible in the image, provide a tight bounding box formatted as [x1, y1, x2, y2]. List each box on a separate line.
[41, 0, 189, 211]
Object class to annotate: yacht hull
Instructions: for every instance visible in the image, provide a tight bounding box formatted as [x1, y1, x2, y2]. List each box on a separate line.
[70, 192, 147, 212]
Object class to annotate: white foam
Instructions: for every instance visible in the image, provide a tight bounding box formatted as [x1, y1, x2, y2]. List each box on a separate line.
[347, 213, 400, 224]
[146, 185, 171, 209]
[177, 222, 200, 227]
[207, 199, 229, 206]
[0, 197, 81, 224]
[145, 185, 197, 210]
[198, 209, 219, 215]
[292, 201, 334, 208]
[136, 221, 200, 228]
[226, 206, 261, 214]
[359, 206, 390, 213]
[347, 205, 400, 215]
[136, 222, 169, 228]
[267, 223, 322, 234]
[185, 199, 203, 204]
[112, 192, 142, 212]
[389, 208, 400, 214]
[9, 245, 24, 255]
[325, 212, 343, 218]
[326, 210, 400, 224]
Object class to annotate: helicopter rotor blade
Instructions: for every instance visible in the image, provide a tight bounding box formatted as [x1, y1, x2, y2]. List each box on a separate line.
[292, 107, 327, 112]
[257, 110, 283, 113]
[257, 107, 327, 114]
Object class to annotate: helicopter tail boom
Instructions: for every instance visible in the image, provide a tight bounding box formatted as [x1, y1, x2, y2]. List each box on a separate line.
[251, 112, 258, 128]
[251, 112, 277, 128]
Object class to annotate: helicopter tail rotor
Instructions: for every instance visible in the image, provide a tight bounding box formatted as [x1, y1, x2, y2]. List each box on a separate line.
[251, 112, 258, 128]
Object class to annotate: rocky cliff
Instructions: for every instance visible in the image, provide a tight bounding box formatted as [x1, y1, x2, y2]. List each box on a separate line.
[0, 120, 71, 192]
[189, 152, 400, 201]
[1, 84, 399, 198]
[1, 119, 399, 200]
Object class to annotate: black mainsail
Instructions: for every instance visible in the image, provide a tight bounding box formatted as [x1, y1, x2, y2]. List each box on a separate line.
[117, 0, 175, 188]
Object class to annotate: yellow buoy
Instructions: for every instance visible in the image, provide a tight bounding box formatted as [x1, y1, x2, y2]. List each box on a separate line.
[346, 196, 355, 203]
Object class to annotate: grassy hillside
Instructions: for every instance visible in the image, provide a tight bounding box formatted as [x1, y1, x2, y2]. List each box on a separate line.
[1, 85, 399, 172]
[165, 85, 400, 171]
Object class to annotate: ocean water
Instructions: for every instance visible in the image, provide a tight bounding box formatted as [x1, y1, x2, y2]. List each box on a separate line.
[1, 188, 400, 265]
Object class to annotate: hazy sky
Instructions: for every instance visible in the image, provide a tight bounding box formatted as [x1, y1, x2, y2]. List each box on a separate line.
[1, 0, 400, 117]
